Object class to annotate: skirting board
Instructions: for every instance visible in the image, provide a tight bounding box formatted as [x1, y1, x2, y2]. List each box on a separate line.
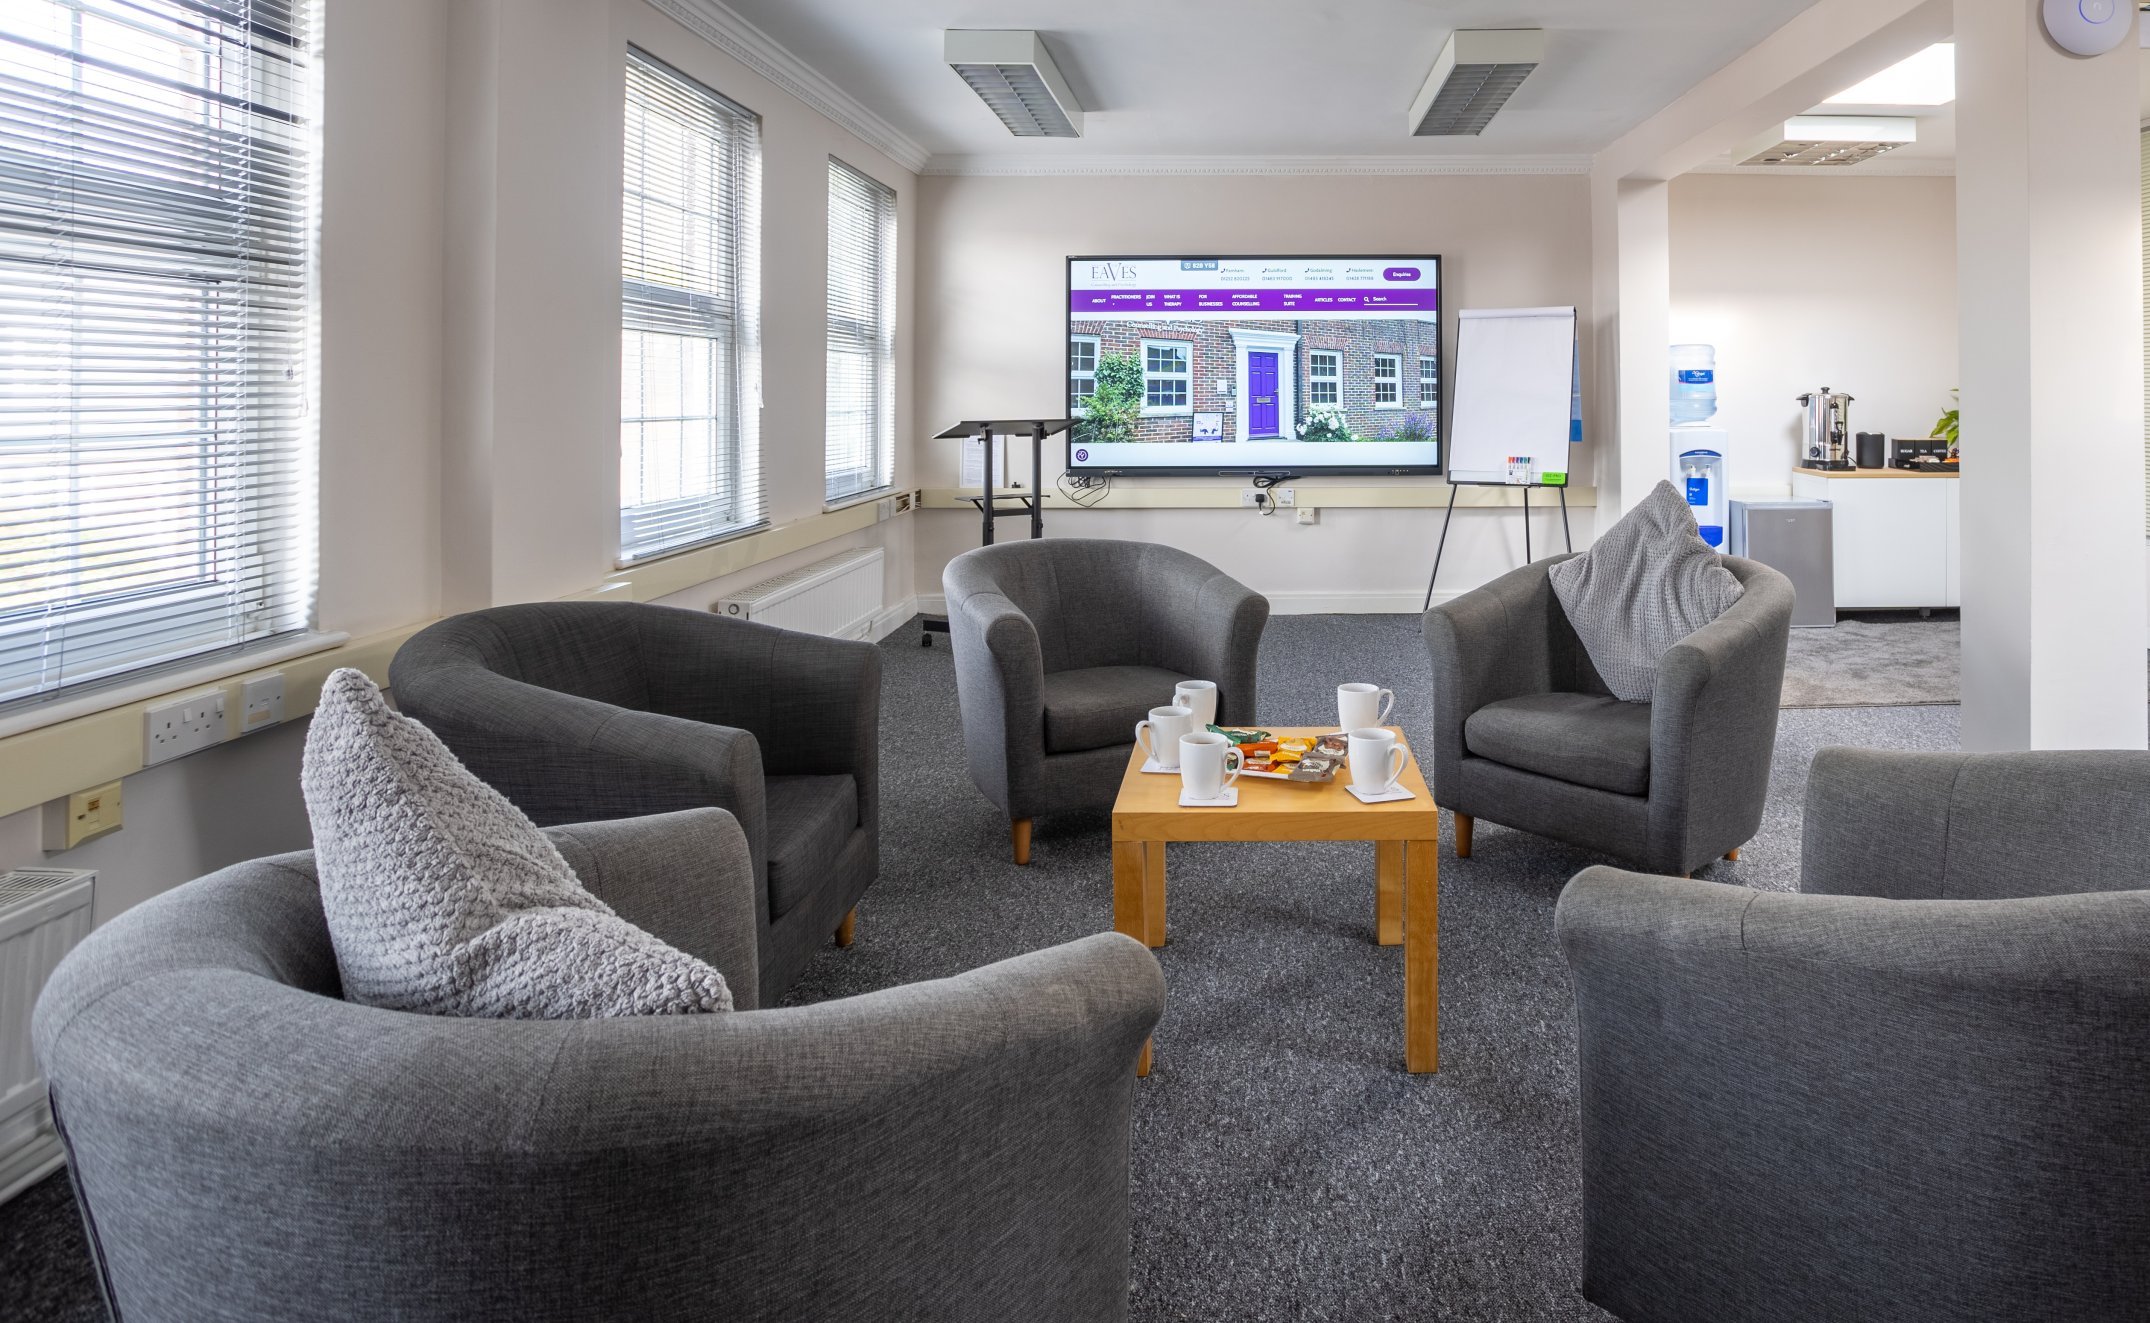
[913, 591, 1451, 618]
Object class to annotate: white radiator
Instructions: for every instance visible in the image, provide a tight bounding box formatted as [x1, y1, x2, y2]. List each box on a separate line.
[0, 867, 93, 1204]
[714, 547, 885, 640]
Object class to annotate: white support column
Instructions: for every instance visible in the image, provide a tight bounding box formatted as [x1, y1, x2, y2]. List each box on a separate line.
[1955, 0, 2146, 750]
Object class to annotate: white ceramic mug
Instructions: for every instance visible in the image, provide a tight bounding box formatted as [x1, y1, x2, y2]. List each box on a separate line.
[1134, 705, 1195, 769]
[1173, 680, 1219, 728]
[1337, 683, 1395, 732]
[1347, 727, 1410, 796]
[1179, 731, 1243, 801]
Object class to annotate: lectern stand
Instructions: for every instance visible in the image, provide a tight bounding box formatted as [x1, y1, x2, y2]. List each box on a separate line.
[921, 417, 1075, 646]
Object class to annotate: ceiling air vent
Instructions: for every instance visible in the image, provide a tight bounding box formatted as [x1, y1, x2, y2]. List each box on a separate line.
[945, 30, 1082, 138]
[1409, 29, 1544, 136]
[1738, 115, 1916, 167]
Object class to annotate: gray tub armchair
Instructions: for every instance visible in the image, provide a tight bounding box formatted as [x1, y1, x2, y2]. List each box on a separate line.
[1557, 749, 2150, 1323]
[944, 539, 1269, 862]
[34, 808, 1166, 1323]
[1423, 553, 1792, 876]
[390, 601, 877, 1005]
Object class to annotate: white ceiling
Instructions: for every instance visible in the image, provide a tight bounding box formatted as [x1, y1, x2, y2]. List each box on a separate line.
[714, 0, 1822, 167]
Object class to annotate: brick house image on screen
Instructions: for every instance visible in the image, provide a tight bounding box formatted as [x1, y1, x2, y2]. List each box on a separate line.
[1068, 317, 1439, 444]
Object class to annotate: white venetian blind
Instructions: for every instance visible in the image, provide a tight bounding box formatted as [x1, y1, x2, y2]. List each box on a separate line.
[0, 0, 318, 710]
[620, 47, 762, 563]
[824, 157, 894, 503]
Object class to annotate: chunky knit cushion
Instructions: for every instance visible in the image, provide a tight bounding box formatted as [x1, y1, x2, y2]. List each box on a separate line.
[1549, 480, 1744, 703]
[300, 668, 731, 1017]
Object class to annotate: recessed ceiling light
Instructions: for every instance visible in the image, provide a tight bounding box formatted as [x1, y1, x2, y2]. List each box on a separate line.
[1408, 30, 1544, 137]
[1738, 115, 1918, 167]
[1824, 42, 1954, 107]
[945, 30, 1082, 138]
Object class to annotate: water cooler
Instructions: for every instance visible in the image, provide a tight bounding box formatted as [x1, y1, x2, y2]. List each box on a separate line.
[1675, 439, 1728, 548]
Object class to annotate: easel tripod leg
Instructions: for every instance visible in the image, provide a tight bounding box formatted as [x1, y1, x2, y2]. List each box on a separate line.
[1424, 483, 1460, 613]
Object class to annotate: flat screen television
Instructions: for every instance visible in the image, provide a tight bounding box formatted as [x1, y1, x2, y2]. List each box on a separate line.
[1065, 254, 1441, 476]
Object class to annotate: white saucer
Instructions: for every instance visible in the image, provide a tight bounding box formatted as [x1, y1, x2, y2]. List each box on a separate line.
[1345, 782, 1415, 804]
[1140, 756, 1181, 775]
[1178, 786, 1238, 808]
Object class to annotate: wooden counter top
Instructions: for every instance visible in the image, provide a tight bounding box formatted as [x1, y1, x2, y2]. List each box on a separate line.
[1793, 465, 1958, 480]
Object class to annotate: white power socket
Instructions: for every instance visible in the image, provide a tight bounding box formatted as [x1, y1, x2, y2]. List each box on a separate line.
[1274, 487, 1296, 507]
[241, 673, 285, 732]
[144, 689, 227, 766]
[1239, 488, 1266, 508]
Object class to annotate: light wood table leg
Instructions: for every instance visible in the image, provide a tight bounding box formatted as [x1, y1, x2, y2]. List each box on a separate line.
[1112, 838, 1161, 1076]
[1112, 839, 1148, 945]
[1143, 841, 1166, 948]
[1375, 840, 1404, 946]
[1405, 837, 1440, 1073]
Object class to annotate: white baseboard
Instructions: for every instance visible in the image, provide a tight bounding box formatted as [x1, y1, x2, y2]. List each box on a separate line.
[868, 597, 919, 642]
[909, 590, 1445, 619]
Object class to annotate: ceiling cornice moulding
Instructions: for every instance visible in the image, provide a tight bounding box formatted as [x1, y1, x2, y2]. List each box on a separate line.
[649, 0, 933, 175]
[922, 153, 1594, 178]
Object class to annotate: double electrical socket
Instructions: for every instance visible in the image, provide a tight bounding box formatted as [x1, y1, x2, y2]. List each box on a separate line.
[144, 689, 227, 766]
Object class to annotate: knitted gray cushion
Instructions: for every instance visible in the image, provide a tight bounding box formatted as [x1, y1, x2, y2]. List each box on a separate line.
[1548, 480, 1744, 703]
[299, 667, 731, 1017]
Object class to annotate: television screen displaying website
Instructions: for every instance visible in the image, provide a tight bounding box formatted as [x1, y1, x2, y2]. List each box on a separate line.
[1065, 254, 1441, 475]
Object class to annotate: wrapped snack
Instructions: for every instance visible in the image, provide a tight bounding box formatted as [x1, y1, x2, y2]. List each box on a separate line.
[1209, 725, 1273, 746]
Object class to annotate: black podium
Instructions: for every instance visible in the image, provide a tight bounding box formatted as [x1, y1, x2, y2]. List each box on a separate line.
[921, 417, 1074, 645]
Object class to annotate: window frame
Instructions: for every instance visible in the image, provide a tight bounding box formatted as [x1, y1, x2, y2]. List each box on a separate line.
[0, 0, 323, 715]
[1372, 353, 1402, 408]
[1419, 355, 1439, 405]
[1069, 334, 1101, 415]
[823, 156, 897, 506]
[1141, 338, 1194, 417]
[1307, 349, 1341, 407]
[618, 47, 765, 565]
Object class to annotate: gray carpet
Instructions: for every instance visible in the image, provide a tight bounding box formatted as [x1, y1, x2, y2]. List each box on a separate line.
[0, 614, 1963, 1321]
[1781, 614, 1959, 708]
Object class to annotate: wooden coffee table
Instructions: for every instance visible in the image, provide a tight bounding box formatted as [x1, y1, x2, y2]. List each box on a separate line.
[1109, 726, 1440, 1075]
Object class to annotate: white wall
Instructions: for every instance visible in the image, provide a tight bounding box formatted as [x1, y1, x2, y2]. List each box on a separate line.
[1668, 172, 1959, 497]
[0, 0, 922, 915]
[913, 171, 1596, 610]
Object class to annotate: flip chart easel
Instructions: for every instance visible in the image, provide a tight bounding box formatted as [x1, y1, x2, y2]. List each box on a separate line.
[1424, 307, 1580, 610]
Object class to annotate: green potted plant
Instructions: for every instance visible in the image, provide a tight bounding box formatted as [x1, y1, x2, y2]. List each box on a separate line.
[1931, 388, 1958, 458]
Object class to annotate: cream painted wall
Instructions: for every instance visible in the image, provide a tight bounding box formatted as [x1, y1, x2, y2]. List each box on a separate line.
[1668, 173, 1958, 498]
[912, 172, 1596, 610]
[0, 0, 922, 916]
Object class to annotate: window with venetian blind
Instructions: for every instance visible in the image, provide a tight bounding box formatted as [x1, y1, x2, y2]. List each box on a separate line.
[825, 158, 895, 503]
[620, 48, 763, 562]
[0, 0, 319, 710]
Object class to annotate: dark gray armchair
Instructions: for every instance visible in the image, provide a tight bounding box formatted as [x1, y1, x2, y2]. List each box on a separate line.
[1423, 553, 1792, 876]
[34, 808, 1166, 1323]
[944, 539, 1269, 862]
[1557, 749, 2150, 1323]
[390, 601, 877, 1004]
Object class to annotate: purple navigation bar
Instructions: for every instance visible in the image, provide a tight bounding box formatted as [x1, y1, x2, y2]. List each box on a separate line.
[1069, 287, 1439, 313]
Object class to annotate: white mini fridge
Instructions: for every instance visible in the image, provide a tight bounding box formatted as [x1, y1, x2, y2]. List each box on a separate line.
[1728, 499, 1835, 628]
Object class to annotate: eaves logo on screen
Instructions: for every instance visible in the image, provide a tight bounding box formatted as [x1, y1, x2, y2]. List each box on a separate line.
[1085, 262, 1139, 282]
[1383, 267, 1421, 281]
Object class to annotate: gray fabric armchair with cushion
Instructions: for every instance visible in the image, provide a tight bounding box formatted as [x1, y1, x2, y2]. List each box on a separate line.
[944, 539, 1269, 862]
[389, 601, 878, 1005]
[1556, 749, 2150, 1323]
[1422, 553, 1792, 876]
[34, 808, 1166, 1323]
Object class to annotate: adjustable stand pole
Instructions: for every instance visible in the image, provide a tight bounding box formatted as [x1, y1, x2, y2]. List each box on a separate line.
[1030, 421, 1046, 540]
